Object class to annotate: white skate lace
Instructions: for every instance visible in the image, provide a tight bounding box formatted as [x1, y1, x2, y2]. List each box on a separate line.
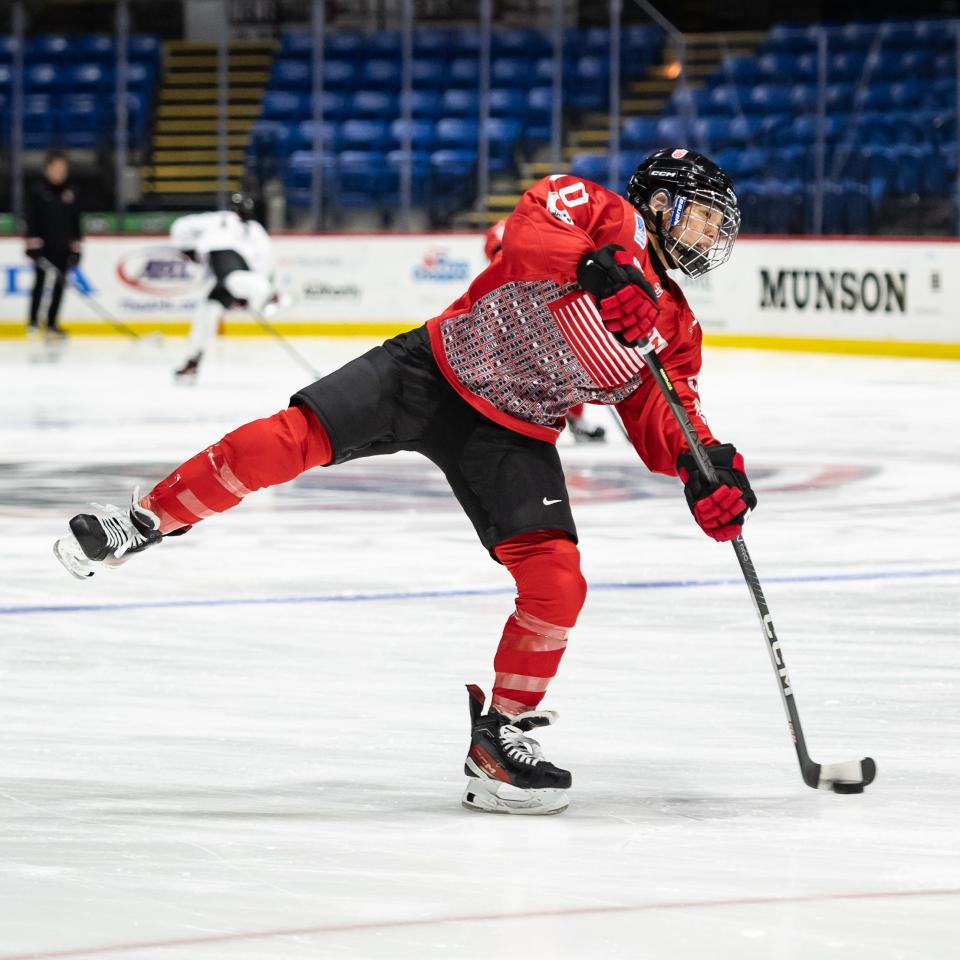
[499, 724, 545, 767]
[91, 487, 157, 559]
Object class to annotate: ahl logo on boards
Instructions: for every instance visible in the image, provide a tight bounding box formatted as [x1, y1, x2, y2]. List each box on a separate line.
[413, 249, 470, 283]
[116, 246, 206, 296]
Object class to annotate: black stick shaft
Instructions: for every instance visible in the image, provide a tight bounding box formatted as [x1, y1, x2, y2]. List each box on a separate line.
[250, 310, 322, 380]
[38, 258, 141, 339]
[636, 340, 817, 785]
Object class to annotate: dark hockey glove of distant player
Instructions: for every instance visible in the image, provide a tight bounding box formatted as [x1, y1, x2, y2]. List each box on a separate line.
[576, 244, 659, 346]
[677, 443, 757, 542]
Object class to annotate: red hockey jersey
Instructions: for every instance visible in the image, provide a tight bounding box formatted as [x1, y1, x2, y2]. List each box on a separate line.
[425, 174, 717, 476]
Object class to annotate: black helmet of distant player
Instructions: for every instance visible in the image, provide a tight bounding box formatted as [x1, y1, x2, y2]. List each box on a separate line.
[626, 147, 740, 279]
[230, 191, 257, 221]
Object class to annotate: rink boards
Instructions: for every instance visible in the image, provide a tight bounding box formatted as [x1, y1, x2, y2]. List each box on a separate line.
[1, 233, 958, 358]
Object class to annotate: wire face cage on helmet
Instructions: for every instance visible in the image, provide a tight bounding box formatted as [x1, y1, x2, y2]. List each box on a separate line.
[626, 148, 740, 279]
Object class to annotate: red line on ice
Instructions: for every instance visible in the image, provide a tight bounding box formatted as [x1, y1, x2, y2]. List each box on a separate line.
[3, 887, 959, 959]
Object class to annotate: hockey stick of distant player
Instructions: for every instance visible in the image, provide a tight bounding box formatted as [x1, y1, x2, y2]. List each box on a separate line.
[38, 257, 144, 340]
[607, 406, 631, 441]
[248, 306, 322, 380]
[635, 338, 876, 794]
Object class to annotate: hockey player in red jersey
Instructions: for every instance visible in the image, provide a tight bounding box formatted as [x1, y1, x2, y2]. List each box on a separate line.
[54, 148, 755, 816]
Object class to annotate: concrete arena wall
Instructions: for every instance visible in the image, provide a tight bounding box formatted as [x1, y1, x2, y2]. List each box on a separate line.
[1, 233, 957, 359]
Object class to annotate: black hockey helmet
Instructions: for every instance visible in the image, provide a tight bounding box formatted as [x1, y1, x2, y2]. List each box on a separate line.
[230, 190, 257, 221]
[626, 147, 740, 278]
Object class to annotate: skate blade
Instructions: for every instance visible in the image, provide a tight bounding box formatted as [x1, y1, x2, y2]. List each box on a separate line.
[52, 534, 95, 579]
[461, 778, 569, 816]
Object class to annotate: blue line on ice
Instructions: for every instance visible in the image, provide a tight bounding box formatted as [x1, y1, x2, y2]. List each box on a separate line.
[3, 567, 960, 616]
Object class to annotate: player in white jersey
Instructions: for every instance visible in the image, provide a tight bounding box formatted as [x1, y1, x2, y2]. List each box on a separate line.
[171, 192, 274, 380]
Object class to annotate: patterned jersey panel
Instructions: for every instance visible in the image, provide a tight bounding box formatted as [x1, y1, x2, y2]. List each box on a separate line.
[438, 278, 645, 428]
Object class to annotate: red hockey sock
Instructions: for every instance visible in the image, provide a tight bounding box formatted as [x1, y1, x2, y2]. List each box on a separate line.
[140, 405, 332, 533]
[491, 530, 587, 716]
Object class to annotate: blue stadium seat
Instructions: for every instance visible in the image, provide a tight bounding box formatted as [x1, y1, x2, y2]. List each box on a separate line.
[745, 84, 791, 114]
[413, 30, 452, 58]
[707, 84, 746, 114]
[362, 59, 402, 89]
[825, 83, 855, 111]
[384, 149, 433, 205]
[569, 56, 609, 110]
[789, 83, 817, 113]
[0, 36, 18, 61]
[262, 90, 308, 120]
[718, 55, 762, 83]
[430, 149, 478, 209]
[60, 95, 105, 147]
[664, 85, 712, 116]
[491, 58, 532, 87]
[369, 32, 402, 59]
[622, 116, 660, 148]
[411, 60, 447, 89]
[756, 53, 797, 82]
[122, 62, 153, 91]
[71, 35, 114, 61]
[436, 117, 479, 149]
[128, 34, 161, 64]
[656, 116, 693, 143]
[449, 30, 481, 56]
[27, 35, 70, 59]
[494, 29, 552, 58]
[326, 33, 364, 59]
[829, 52, 867, 81]
[490, 88, 528, 119]
[25, 63, 60, 92]
[297, 120, 339, 152]
[569, 153, 609, 184]
[390, 118, 438, 151]
[337, 151, 389, 207]
[340, 119, 391, 151]
[856, 80, 922, 111]
[448, 57, 479, 88]
[351, 90, 399, 119]
[283, 149, 336, 208]
[311, 91, 351, 120]
[442, 89, 480, 118]
[23, 95, 55, 148]
[766, 24, 818, 53]
[323, 59, 357, 89]
[485, 117, 523, 173]
[526, 86, 554, 142]
[272, 59, 310, 89]
[400, 89, 444, 117]
[65, 62, 113, 91]
[0, 64, 12, 90]
[691, 116, 740, 151]
[280, 33, 313, 58]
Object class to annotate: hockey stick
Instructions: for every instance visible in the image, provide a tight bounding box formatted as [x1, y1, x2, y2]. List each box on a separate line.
[635, 339, 876, 793]
[248, 306, 322, 380]
[38, 258, 144, 340]
[607, 405, 631, 441]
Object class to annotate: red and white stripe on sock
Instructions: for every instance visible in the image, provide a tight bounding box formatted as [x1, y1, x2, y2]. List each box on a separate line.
[139, 405, 332, 533]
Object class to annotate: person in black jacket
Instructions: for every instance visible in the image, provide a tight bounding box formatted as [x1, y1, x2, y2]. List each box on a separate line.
[24, 150, 82, 338]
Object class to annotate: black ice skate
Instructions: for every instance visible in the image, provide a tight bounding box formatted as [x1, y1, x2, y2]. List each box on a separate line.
[53, 486, 163, 580]
[174, 353, 202, 381]
[462, 684, 571, 815]
[567, 417, 606, 443]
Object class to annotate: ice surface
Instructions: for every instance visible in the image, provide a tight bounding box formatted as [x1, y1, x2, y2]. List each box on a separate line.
[1, 335, 958, 959]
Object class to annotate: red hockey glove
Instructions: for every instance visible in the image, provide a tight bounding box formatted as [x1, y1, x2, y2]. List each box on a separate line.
[576, 244, 659, 346]
[677, 443, 757, 542]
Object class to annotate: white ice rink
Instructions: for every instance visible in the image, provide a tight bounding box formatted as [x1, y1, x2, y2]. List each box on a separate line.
[1, 334, 958, 959]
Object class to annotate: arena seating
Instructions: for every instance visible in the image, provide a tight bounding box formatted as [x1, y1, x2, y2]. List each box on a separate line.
[0, 33, 160, 149]
[251, 25, 664, 209]
[588, 17, 957, 233]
